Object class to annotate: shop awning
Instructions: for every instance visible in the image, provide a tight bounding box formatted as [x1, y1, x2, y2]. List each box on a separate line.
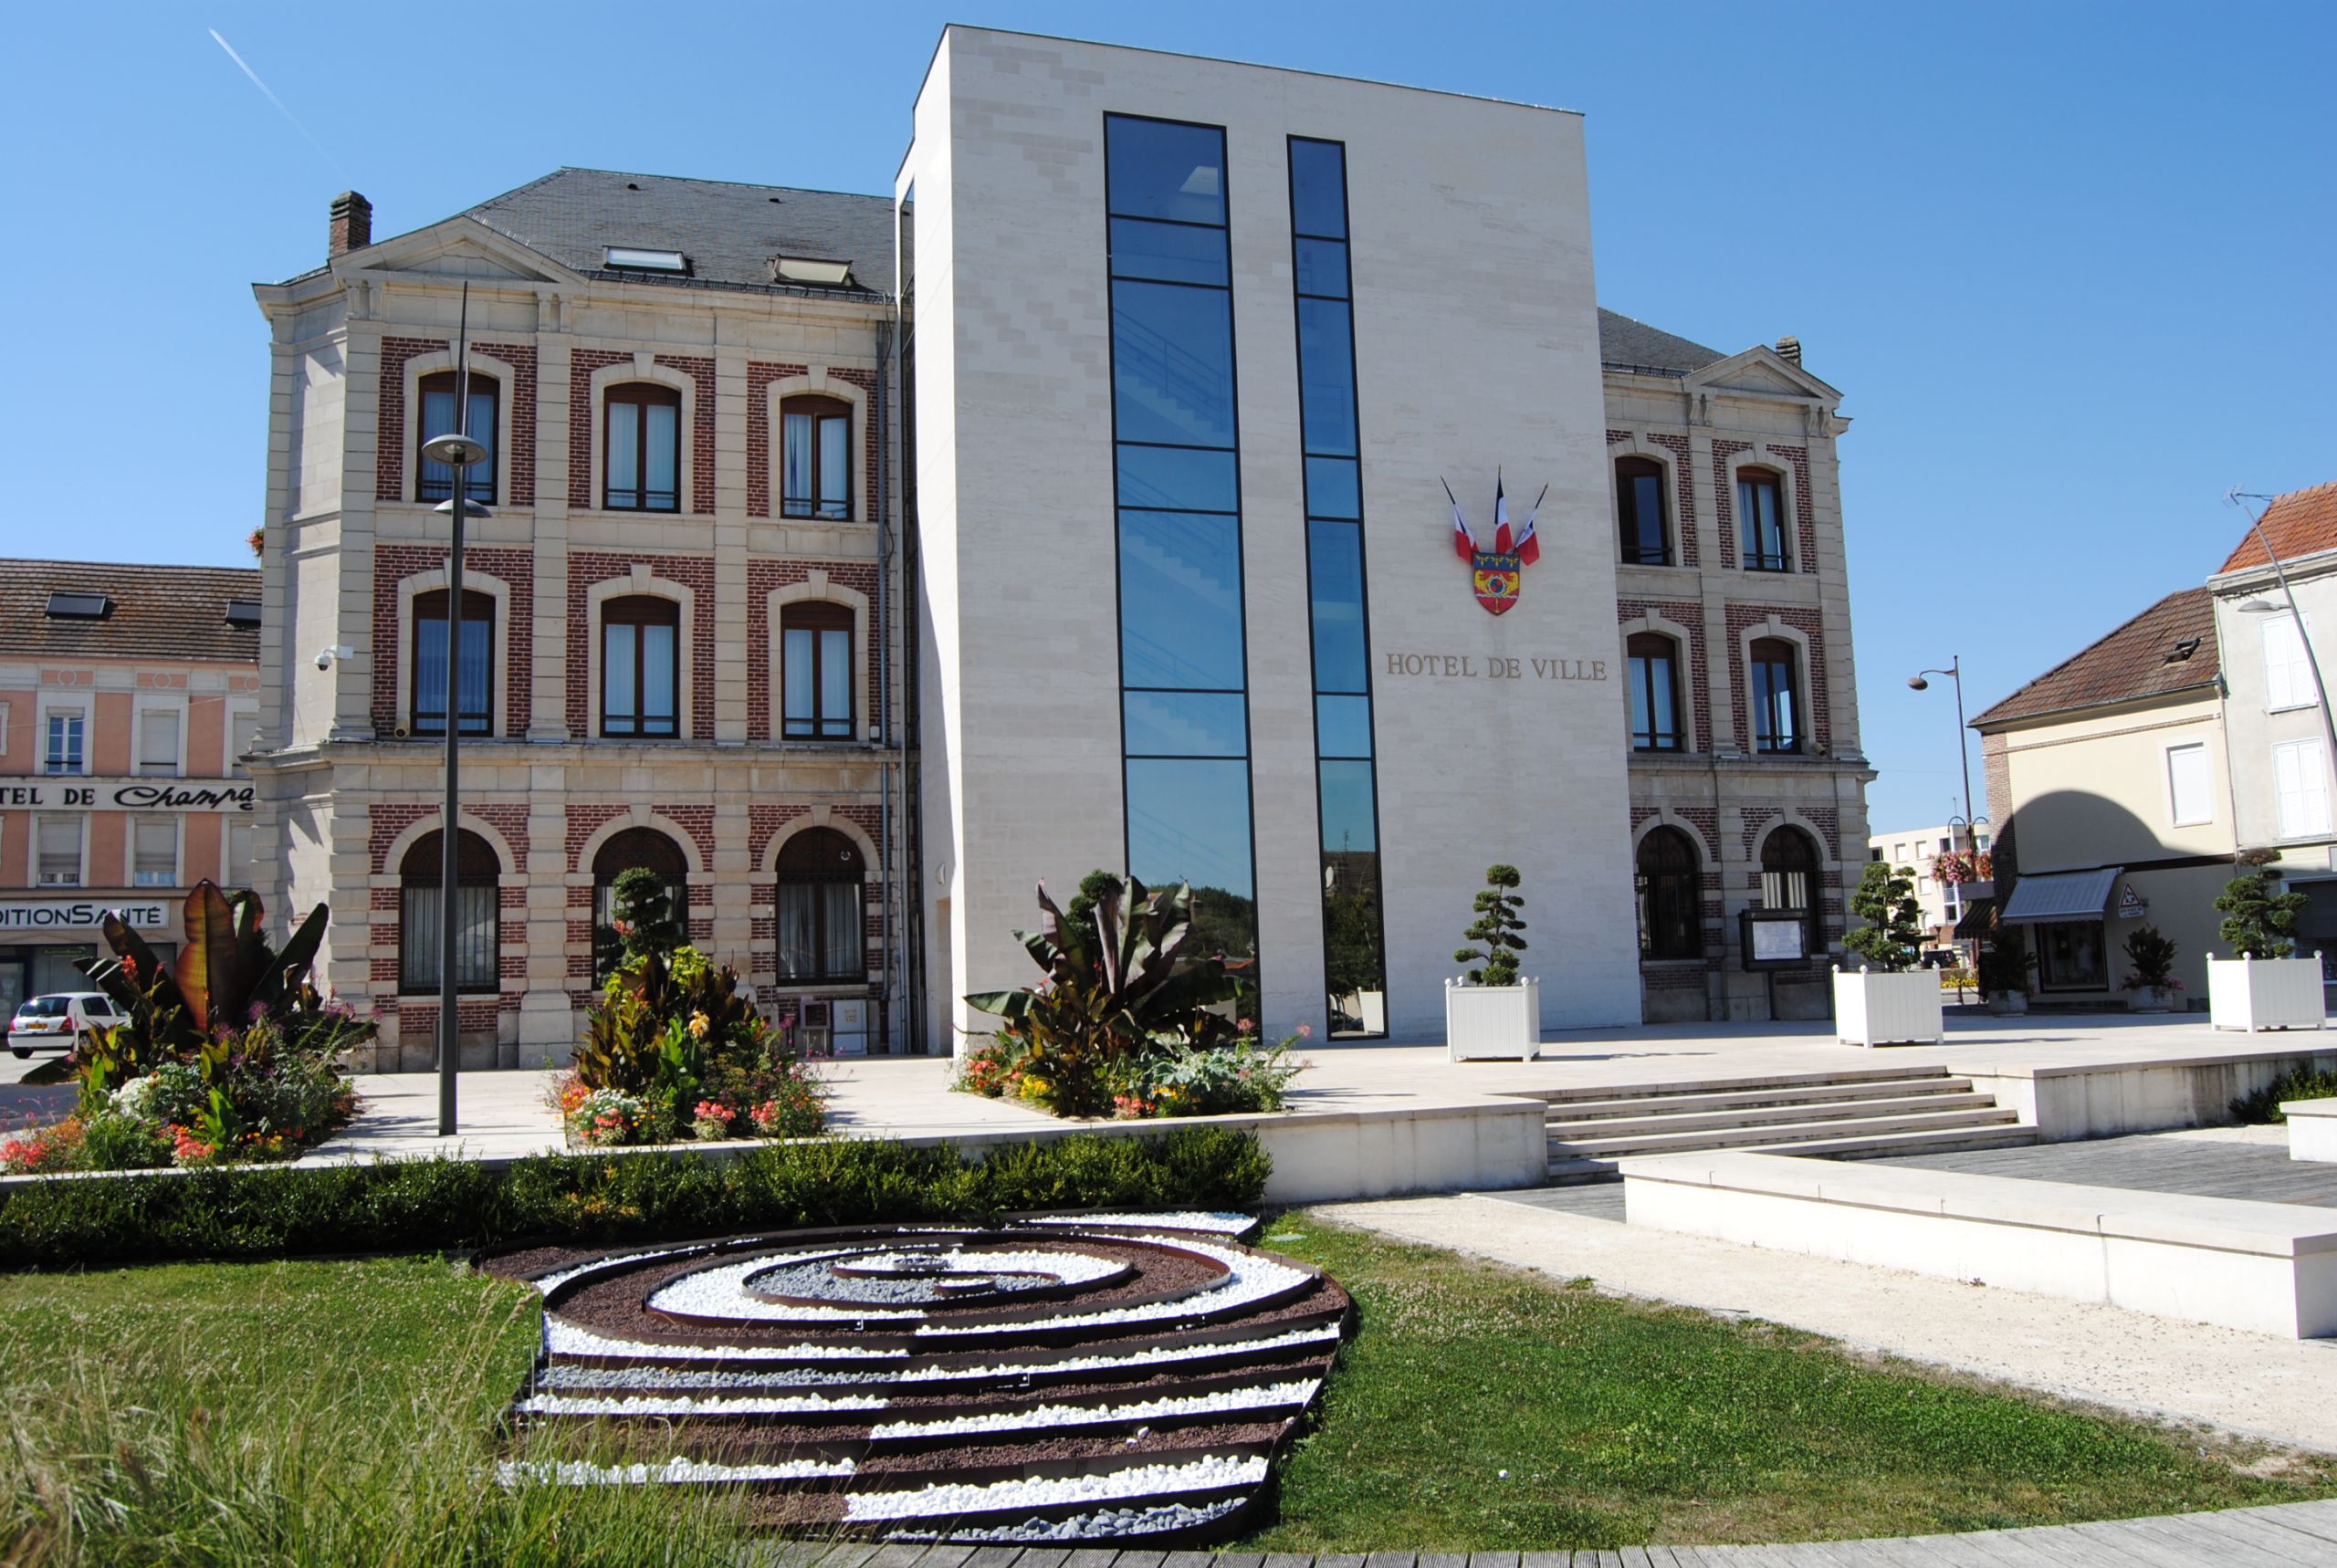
[1998, 867, 2122, 925]
[1952, 897, 1996, 939]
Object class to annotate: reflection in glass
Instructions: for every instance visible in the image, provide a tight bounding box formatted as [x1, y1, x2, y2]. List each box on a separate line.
[1295, 299, 1357, 455]
[1109, 217, 1230, 286]
[1106, 118, 1227, 226]
[1315, 695, 1372, 758]
[1125, 691, 1248, 758]
[1116, 445, 1240, 512]
[1318, 760, 1378, 852]
[1307, 521, 1368, 694]
[1304, 456, 1360, 519]
[1120, 511, 1246, 691]
[1294, 237, 1348, 298]
[1112, 281, 1237, 448]
[1127, 758, 1257, 958]
[1288, 138, 1348, 237]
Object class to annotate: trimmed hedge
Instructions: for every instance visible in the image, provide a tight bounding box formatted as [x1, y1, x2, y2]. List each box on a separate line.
[0, 1128, 1270, 1270]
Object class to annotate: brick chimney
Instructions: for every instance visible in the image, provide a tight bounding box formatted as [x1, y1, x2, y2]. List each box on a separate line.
[330, 192, 372, 257]
[1775, 335, 1802, 366]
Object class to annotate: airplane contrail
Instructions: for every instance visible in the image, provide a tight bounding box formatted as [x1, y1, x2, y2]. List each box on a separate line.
[208, 28, 346, 178]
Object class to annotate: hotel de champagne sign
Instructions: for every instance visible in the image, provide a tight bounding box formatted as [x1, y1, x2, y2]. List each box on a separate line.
[0, 778, 255, 812]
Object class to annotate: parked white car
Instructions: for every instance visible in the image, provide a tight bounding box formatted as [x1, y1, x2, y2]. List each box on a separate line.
[7, 992, 125, 1057]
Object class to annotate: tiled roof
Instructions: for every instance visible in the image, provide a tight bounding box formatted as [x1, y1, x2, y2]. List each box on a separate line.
[1597, 309, 1727, 375]
[1971, 587, 2219, 728]
[0, 559, 261, 665]
[2217, 481, 2337, 573]
[462, 168, 897, 298]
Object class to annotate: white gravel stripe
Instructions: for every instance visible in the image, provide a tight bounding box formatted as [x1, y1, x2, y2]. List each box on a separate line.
[886, 1494, 1248, 1542]
[839, 1453, 1269, 1521]
[651, 1247, 1126, 1321]
[909, 1238, 1304, 1337]
[517, 1390, 890, 1417]
[547, 1311, 1341, 1370]
[1026, 1212, 1256, 1237]
[497, 1455, 854, 1487]
[867, 1377, 1319, 1440]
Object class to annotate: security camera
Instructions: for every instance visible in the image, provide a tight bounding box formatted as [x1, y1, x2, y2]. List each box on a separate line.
[315, 645, 354, 671]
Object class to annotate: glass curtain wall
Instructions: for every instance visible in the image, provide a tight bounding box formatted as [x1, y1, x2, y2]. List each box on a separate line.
[1105, 114, 1259, 982]
[1289, 137, 1387, 1038]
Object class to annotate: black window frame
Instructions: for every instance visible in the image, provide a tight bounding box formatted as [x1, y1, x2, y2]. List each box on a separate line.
[781, 601, 855, 741]
[1759, 826, 1822, 959]
[600, 594, 682, 739]
[774, 828, 867, 984]
[592, 827, 689, 984]
[1627, 632, 1685, 752]
[1635, 826, 1703, 961]
[604, 382, 682, 513]
[781, 395, 854, 520]
[1616, 456, 1672, 567]
[398, 829, 500, 995]
[417, 371, 498, 505]
[411, 588, 495, 738]
[1739, 470, 1788, 571]
[1750, 637, 1802, 755]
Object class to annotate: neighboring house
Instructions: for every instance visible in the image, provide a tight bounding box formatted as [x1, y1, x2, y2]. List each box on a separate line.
[2207, 480, 2337, 969]
[1971, 589, 2231, 1005]
[1864, 821, 1995, 952]
[0, 560, 263, 1016]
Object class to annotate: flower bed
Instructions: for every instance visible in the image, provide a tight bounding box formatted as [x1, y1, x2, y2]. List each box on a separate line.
[959, 1026, 1309, 1120]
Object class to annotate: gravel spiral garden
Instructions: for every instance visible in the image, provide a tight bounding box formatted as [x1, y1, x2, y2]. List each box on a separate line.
[478, 1211, 1347, 1543]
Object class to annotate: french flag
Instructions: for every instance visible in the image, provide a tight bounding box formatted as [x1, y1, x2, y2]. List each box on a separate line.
[1512, 483, 1547, 566]
[1493, 473, 1513, 555]
[1442, 477, 1476, 561]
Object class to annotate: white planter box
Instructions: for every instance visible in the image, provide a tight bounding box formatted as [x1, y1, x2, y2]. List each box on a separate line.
[2208, 956, 2327, 1032]
[1832, 966, 1944, 1048]
[2286, 1099, 2337, 1164]
[1445, 977, 1540, 1061]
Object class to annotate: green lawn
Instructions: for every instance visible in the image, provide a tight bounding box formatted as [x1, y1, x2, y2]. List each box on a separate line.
[1245, 1213, 2337, 1550]
[3, 1225, 2329, 1563]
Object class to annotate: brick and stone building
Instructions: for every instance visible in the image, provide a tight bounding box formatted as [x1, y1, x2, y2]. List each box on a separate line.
[249, 26, 1872, 1055]
[0, 560, 263, 1018]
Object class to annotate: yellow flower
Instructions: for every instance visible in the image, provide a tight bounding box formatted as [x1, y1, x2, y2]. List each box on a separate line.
[688, 1011, 710, 1040]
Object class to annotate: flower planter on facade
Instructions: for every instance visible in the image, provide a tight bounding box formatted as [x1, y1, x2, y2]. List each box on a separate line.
[2126, 986, 2174, 1014]
[1831, 966, 1944, 1048]
[1445, 977, 1540, 1061]
[2208, 955, 2327, 1032]
[1986, 990, 2028, 1016]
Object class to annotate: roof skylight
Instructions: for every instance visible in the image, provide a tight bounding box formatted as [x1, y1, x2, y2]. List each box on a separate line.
[45, 591, 111, 620]
[225, 600, 263, 628]
[770, 256, 854, 287]
[605, 246, 687, 273]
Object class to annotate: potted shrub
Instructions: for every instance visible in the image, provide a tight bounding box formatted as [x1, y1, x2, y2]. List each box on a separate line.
[2208, 871, 2325, 1032]
[2120, 923, 2182, 1013]
[1976, 929, 2035, 1015]
[1446, 863, 1538, 1061]
[1831, 862, 1944, 1047]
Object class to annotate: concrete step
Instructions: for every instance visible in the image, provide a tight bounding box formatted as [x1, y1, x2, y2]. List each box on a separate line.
[1546, 1091, 2001, 1144]
[1546, 1104, 2022, 1161]
[1546, 1078, 1981, 1125]
[1546, 1122, 2040, 1185]
[1530, 1063, 1955, 1107]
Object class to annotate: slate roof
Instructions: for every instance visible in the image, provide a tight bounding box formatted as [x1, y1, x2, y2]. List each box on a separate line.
[1597, 309, 1727, 375]
[2217, 480, 2337, 573]
[1971, 587, 2219, 729]
[463, 168, 897, 297]
[0, 559, 262, 665]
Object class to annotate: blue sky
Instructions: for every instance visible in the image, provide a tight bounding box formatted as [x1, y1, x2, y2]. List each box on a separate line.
[5, 2, 2329, 832]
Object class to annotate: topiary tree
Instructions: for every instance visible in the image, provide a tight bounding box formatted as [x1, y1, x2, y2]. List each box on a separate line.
[1453, 863, 1529, 987]
[2216, 870, 2307, 959]
[599, 866, 686, 977]
[1843, 862, 1924, 972]
[2122, 923, 2179, 989]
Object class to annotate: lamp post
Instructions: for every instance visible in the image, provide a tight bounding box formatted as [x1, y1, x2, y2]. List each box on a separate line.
[2229, 491, 2337, 827]
[417, 286, 485, 1138]
[1910, 659, 1979, 980]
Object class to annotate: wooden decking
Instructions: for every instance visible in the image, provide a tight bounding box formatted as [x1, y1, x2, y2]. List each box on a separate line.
[771, 1498, 2337, 1565]
[1881, 1134, 2337, 1206]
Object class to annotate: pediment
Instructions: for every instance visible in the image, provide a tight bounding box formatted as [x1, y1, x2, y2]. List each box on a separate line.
[339, 217, 577, 286]
[1686, 345, 1841, 402]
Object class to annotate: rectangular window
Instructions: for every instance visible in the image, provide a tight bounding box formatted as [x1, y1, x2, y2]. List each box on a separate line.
[1616, 459, 1671, 566]
[136, 709, 180, 777]
[399, 883, 498, 992]
[2166, 742, 2212, 826]
[601, 599, 680, 738]
[775, 883, 865, 982]
[418, 373, 497, 504]
[2274, 737, 2331, 839]
[1740, 474, 1787, 570]
[2036, 919, 2108, 990]
[412, 590, 494, 737]
[1627, 635, 1682, 750]
[1750, 641, 1801, 754]
[229, 710, 259, 775]
[43, 710, 84, 775]
[781, 399, 854, 519]
[2263, 613, 2314, 712]
[605, 385, 681, 511]
[781, 604, 854, 739]
[132, 817, 178, 887]
[1106, 112, 1259, 981]
[37, 816, 82, 886]
[227, 818, 255, 880]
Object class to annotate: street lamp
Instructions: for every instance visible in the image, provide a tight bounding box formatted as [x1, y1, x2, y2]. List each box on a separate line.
[417, 284, 483, 1139]
[1907, 658, 1978, 866]
[2228, 491, 2337, 810]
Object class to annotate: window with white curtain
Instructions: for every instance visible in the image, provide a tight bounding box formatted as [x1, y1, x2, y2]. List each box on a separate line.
[132, 817, 179, 887]
[227, 818, 255, 881]
[137, 709, 180, 777]
[2264, 613, 2315, 712]
[2166, 743, 2212, 827]
[37, 817, 82, 885]
[229, 710, 259, 775]
[2274, 737, 2331, 839]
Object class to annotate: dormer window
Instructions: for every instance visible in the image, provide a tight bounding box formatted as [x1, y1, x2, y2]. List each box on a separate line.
[770, 256, 854, 287]
[225, 599, 263, 628]
[2164, 636, 2203, 664]
[605, 246, 687, 273]
[44, 591, 110, 620]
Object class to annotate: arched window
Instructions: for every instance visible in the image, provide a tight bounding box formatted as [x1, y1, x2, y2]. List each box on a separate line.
[781, 395, 853, 519]
[1636, 827, 1701, 960]
[1749, 637, 1802, 754]
[605, 383, 681, 511]
[601, 595, 680, 738]
[1760, 826, 1822, 956]
[399, 829, 499, 993]
[412, 588, 495, 737]
[775, 828, 865, 983]
[1616, 456, 1670, 566]
[418, 371, 497, 504]
[781, 602, 854, 739]
[592, 827, 688, 982]
[1626, 632, 1683, 751]
[1738, 468, 1787, 571]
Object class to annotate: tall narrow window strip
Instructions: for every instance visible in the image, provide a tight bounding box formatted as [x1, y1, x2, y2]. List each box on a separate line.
[1106, 112, 1259, 975]
[1290, 135, 1385, 1038]
[1740, 472, 1787, 570]
[1750, 638, 1801, 754]
[1627, 633, 1683, 751]
[1616, 457, 1670, 566]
